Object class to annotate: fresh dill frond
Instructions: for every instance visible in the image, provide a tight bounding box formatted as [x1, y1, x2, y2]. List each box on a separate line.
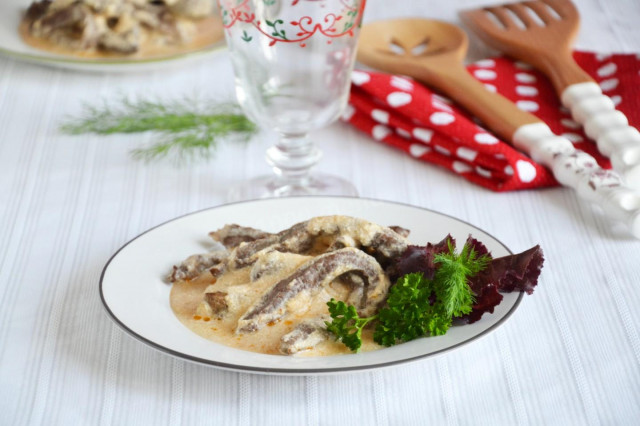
[60, 96, 257, 164]
[433, 240, 490, 318]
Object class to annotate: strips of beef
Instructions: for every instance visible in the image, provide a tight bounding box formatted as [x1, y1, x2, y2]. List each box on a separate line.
[231, 216, 409, 269]
[236, 247, 391, 333]
[279, 317, 331, 355]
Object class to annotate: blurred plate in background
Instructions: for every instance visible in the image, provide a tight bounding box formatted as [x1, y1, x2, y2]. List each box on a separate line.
[0, 0, 226, 72]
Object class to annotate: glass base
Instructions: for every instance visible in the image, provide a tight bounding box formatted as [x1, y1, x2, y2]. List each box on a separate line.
[227, 173, 358, 202]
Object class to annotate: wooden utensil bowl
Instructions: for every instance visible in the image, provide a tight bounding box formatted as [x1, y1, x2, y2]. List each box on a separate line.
[358, 18, 538, 141]
[358, 19, 467, 78]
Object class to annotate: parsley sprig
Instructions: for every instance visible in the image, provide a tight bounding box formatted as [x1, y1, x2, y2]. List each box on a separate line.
[326, 240, 489, 352]
[325, 301, 376, 352]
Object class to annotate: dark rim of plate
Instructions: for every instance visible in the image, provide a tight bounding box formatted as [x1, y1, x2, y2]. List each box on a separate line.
[99, 195, 522, 375]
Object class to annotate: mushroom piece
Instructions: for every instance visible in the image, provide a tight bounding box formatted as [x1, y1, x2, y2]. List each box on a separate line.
[209, 224, 273, 249]
[167, 250, 228, 282]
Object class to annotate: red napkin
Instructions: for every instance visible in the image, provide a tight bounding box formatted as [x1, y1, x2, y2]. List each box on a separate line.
[345, 52, 640, 191]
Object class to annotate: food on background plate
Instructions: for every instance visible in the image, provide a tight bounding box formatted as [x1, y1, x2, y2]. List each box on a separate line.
[21, 0, 222, 58]
[168, 216, 544, 356]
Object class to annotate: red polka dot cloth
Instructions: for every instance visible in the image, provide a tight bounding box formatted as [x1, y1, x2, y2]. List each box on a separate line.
[344, 52, 640, 192]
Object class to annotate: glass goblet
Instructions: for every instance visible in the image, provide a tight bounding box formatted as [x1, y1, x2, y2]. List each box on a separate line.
[219, 0, 366, 201]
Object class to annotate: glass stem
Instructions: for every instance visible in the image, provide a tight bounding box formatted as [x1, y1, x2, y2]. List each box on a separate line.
[266, 134, 322, 185]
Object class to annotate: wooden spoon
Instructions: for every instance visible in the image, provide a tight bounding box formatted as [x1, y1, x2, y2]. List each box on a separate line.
[357, 18, 640, 238]
[460, 0, 640, 188]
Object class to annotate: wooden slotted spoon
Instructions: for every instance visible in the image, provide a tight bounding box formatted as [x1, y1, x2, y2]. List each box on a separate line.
[460, 0, 640, 188]
[357, 18, 640, 237]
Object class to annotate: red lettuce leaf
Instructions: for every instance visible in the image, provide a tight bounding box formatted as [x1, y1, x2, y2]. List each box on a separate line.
[490, 245, 544, 294]
[389, 235, 544, 325]
[386, 234, 453, 282]
[461, 244, 544, 323]
[464, 235, 490, 259]
[455, 283, 503, 325]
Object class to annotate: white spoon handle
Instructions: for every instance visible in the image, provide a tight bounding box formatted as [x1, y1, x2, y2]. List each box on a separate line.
[562, 82, 640, 189]
[514, 122, 640, 238]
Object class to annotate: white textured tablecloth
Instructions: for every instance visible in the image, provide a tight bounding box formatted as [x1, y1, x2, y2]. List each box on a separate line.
[1, 1, 640, 424]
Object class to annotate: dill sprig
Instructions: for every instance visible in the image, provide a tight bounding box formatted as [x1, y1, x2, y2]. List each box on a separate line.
[60, 97, 257, 164]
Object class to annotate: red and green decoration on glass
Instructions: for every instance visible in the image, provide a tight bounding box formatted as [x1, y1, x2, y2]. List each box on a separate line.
[219, 0, 366, 47]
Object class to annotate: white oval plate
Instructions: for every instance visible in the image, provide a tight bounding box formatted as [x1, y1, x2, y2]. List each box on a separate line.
[0, 0, 225, 72]
[100, 197, 523, 375]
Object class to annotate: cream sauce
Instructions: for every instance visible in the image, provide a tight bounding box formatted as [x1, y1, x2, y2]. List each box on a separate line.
[19, 15, 224, 60]
[170, 250, 382, 356]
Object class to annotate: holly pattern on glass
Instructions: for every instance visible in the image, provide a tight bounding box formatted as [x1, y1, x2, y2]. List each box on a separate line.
[219, 0, 366, 47]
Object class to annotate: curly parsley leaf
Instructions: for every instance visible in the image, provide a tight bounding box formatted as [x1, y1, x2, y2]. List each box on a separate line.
[373, 272, 450, 346]
[325, 299, 376, 353]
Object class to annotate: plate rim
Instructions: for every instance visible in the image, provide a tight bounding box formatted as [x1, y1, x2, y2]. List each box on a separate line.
[99, 196, 523, 375]
[0, 42, 225, 67]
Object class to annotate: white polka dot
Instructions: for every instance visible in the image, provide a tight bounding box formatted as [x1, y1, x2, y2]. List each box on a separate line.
[453, 161, 472, 173]
[515, 73, 536, 83]
[516, 160, 537, 182]
[474, 69, 497, 80]
[372, 125, 391, 141]
[600, 78, 619, 92]
[516, 100, 539, 112]
[351, 70, 370, 85]
[495, 153, 506, 160]
[390, 76, 414, 91]
[434, 145, 451, 156]
[515, 85, 539, 96]
[396, 128, 411, 139]
[386, 91, 413, 107]
[476, 59, 496, 67]
[474, 133, 499, 144]
[371, 109, 389, 124]
[562, 132, 584, 143]
[430, 112, 455, 126]
[611, 95, 622, 106]
[456, 147, 478, 162]
[413, 128, 433, 143]
[476, 166, 491, 178]
[597, 62, 617, 77]
[504, 165, 514, 175]
[341, 104, 355, 120]
[515, 61, 533, 70]
[596, 53, 611, 62]
[409, 144, 430, 157]
[561, 118, 581, 129]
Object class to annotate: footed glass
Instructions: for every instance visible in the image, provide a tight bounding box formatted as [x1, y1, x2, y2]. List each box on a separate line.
[219, 0, 366, 201]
